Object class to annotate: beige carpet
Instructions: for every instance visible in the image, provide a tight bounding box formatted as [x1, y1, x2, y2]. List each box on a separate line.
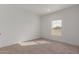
[0, 39, 79, 54]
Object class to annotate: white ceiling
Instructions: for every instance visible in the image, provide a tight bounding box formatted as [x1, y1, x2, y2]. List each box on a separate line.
[16, 4, 76, 15]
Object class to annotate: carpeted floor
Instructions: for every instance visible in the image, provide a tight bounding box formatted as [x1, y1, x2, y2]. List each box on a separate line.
[0, 39, 79, 54]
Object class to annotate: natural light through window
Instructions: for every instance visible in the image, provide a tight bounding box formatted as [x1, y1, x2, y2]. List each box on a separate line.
[51, 20, 62, 36]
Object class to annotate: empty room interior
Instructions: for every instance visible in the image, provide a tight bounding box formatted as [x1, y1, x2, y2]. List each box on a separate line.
[0, 4, 79, 54]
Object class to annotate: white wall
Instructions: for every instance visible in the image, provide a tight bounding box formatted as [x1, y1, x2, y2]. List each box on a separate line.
[0, 5, 40, 47]
[0, 5, 79, 47]
[40, 5, 79, 46]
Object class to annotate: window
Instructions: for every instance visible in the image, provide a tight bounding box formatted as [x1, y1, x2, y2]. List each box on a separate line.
[51, 20, 62, 36]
